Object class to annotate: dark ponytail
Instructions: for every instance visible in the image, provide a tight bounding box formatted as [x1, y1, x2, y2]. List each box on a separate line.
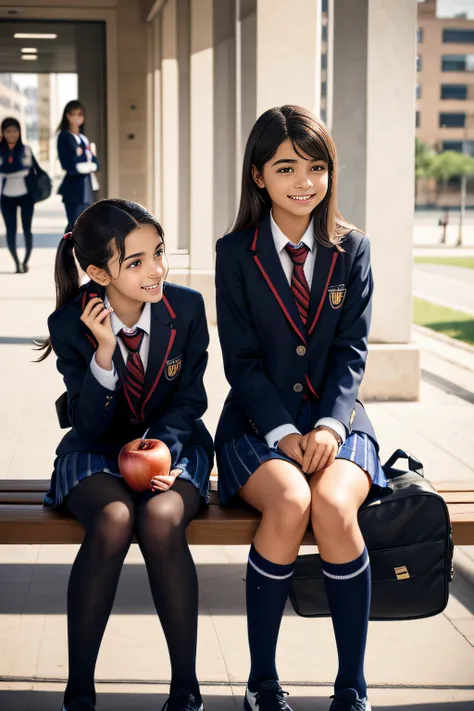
[36, 199, 164, 361]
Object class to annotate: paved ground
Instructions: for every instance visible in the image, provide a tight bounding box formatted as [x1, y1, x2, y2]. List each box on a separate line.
[0, 200, 473, 709]
[414, 210, 474, 249]
[413, 263, 474, 315]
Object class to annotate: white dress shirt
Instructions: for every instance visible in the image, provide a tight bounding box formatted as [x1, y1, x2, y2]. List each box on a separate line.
[90, 298, 151, 390]
[0, 146, 32, 197]
[264, 212, 346, 448]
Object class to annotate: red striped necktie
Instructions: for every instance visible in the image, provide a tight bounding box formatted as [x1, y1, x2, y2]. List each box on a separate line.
[119, 328, 146, 416]
[284, 242, 311, 326]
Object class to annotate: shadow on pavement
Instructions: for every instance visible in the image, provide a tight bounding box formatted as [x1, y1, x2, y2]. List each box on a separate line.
[0, 689, 473, 711]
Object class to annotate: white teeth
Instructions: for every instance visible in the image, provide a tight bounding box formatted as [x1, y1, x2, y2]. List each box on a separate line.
[142, 284, 159, 290]
[290, 195, 313, 201]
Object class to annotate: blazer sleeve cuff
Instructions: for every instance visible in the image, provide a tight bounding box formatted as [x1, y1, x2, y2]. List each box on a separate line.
[265, 423, 301, 449]
[314, 417, 347, 445]
[90, 353, 118, 391]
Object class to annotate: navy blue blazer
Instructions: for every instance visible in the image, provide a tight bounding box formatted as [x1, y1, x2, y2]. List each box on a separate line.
[57, 131, 99, 204]
[49, 281, 214, 470]
[215, 213, 377, 449]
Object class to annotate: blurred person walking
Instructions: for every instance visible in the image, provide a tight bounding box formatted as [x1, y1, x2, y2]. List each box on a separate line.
[0, 117, 37, 273]
[57, 100, 99, 234]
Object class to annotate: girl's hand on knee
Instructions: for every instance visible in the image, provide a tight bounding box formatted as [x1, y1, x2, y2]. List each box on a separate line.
[150, 468, 182, 492]
[301, 428, 339, 475]
[277, 433, 305, 465]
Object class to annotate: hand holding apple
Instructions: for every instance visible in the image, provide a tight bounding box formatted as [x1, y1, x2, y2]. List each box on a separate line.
[150, 467, 183, 492]
[118, 438, 172, 492]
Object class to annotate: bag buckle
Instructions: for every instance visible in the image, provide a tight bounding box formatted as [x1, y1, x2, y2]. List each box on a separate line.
[394, 565, 410, 580]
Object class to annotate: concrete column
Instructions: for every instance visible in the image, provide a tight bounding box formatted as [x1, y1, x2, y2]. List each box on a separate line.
[255, 0, 322, 116]
[189, 0, 215, 271]
[161, 0, 180, 252]
[333, 0, 419, 400]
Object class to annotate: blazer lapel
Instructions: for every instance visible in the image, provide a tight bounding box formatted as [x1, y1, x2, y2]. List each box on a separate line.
[307, 244, 339, 337]
[139, 292, 176, 421]
[251, 214, 307, 344]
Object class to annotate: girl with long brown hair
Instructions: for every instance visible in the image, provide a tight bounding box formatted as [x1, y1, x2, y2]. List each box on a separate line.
[215, 105, 386, 711]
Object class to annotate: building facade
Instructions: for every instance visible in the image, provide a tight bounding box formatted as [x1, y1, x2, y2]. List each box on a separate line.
[0, 0, 419, 400]
[417, 0, 474, 205]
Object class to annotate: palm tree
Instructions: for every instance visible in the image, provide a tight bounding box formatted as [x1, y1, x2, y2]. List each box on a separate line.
[429, 151, 474, 246]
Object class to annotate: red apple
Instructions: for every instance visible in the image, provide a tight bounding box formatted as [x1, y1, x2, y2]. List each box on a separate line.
[118, 438, 172, 492]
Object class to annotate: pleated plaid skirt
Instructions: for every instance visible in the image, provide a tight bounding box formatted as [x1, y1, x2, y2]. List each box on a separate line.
[216, 401, 387, 505]
[44, 444, 211, 509]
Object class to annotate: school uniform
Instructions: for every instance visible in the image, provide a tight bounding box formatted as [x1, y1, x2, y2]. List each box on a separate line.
[0, 143, 35, 268]
[57, 131, 99, 231]
[215, 211, 387, 504]
[44, 281, 214, 508]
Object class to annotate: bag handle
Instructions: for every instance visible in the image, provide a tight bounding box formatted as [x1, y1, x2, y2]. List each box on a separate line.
[382, 448, 424, 479]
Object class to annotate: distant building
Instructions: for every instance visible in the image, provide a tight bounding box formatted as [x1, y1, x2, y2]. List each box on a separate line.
[417, 0, 474, 206]
[0, 74, 27, 134]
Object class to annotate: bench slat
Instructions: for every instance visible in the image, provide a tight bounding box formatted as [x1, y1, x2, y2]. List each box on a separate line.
[0, 479, 472, 495]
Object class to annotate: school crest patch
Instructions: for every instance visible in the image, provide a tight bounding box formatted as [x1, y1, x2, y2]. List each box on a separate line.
[165, 354, 183, 381]
[328, 284, 347, 310]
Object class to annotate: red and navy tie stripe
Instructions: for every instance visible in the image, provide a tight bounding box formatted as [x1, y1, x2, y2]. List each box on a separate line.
[119, 328, 145, 416]
[284, 243, 310, 326]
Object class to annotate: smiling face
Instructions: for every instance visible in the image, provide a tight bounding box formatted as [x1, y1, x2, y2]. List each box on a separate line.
[87, 223, 168, 310]
[252, 138, 329, 221]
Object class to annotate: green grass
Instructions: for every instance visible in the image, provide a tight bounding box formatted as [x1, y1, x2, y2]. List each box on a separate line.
[414, 256, 474, 270]
[413, 297, 474, 346]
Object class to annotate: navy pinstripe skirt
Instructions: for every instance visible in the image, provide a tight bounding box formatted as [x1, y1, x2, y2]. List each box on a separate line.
[216, 403, 387, 505]
[44, 444, 211, 509]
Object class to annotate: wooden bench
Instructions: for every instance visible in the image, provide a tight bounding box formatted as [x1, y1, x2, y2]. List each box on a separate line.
[0, 479, 473, 546]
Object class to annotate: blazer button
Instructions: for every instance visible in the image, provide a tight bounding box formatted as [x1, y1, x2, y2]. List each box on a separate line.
[293, 383, 304, 393]
[296, 345, 306, 356]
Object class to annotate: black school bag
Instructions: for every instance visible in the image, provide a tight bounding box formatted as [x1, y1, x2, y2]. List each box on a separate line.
[290, 449, 454, 621]
[25, 153, 52, 203]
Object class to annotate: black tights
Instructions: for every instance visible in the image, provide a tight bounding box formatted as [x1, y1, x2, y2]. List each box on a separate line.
[64, 473, 202, 706]
[0, 194, 34, 269]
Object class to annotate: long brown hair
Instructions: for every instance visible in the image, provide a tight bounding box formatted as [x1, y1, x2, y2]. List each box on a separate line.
[233, 105, 356, 246]
[36, 199, 164, 361]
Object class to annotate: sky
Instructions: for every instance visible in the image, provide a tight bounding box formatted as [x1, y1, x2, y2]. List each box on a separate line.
[437, 0, 474, 18]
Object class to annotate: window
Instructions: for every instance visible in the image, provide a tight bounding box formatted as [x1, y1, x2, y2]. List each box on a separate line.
[439, 112, 466, 127]
[417, 54, 422, 72]
[416, 111, 420, 128]
[321, 53, 327, 70]
[416, 83, 421, 99]
[443, 141, 464, 152]
[417, 27, 423, 43]
[442, 54, 474, 71]
[441, 84, 468, 99]
[443, 29, 474, 44]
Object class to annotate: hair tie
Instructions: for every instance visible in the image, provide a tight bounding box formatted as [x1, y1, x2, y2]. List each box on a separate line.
[63, 231, 74, 241]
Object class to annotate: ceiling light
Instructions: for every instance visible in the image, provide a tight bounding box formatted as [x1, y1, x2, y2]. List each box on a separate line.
[21, 55, 37, 61]
[14, 33, 58, 40]
[21, 48, 38, 53]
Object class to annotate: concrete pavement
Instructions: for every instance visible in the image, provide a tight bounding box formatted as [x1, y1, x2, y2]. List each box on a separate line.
[0, 199, 473, 710]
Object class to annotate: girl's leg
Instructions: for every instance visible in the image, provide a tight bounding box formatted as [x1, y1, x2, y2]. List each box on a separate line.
[64, 474, 136, 706]
[65, 202, 89, 233]
[239, 460, 311, 692]
[134, 479, 202, 702]
[1, 195, 20, 270]
[310, 460, 371, 700]
[20, 195, 34, 268]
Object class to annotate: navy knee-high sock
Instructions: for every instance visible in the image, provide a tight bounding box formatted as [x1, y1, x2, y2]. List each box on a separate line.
[246, 544, 295, 691]
[321, 547, 371, 699]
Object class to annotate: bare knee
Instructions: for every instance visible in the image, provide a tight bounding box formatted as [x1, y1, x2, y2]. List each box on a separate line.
[262, 486, 311, 540]
[90, 501, 135, 557]
[311, 489, 358, 538]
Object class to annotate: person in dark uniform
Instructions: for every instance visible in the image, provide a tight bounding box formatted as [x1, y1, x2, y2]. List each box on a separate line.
[38, 199, 212, 711]
[0, 117, 36, 272]
[57, 100, 99, 233]
[215, 106, 386, 711]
